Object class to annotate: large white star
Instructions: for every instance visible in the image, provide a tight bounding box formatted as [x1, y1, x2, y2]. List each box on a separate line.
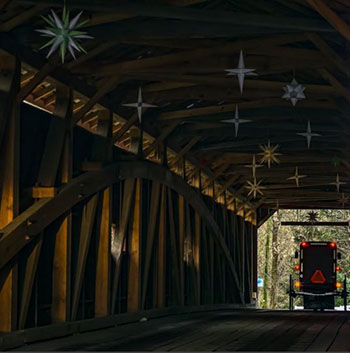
[123, 87, 157, 123]
[225, 50, 257, 93]
[282, 78, 306, 106]
[297, 120, 321, 149]
[221, 105, 251, 137]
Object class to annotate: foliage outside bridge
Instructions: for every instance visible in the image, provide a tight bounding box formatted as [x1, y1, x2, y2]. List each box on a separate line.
[258, 209, 350, 309]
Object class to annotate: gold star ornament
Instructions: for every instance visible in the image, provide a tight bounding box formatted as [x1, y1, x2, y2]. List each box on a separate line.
[259, 140, 282, 168]
[339, 193, 349, 208]
[287, 167, 307, 187]
[245, 178, 266, 198]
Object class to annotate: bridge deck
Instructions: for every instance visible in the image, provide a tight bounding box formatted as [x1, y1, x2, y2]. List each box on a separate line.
[11, 310, 350, 351]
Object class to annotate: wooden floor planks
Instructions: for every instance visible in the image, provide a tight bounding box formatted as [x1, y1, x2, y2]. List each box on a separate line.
[10, 310, 350, 351]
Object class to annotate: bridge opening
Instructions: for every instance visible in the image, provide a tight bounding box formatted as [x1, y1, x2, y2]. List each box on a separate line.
[258, 209, 350, 311]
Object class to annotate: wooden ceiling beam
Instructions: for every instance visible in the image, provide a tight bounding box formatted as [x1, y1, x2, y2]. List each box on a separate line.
[318, 68, 350, 104]
[17, 62, 55, 102]
[143, 121, 179, 157]
[0, 0, 11, 9]
[306, 0, 350, 40]
[72, 75, 121, 125]
[16, 0, 334, 32]
[0, 5, 45, 31]
[171, 136, 201, 165]
[307, 33, 350, 78]
[163, 0, 209, 5]
[158, 99, 337, 121]
[72, 35, 316, 75]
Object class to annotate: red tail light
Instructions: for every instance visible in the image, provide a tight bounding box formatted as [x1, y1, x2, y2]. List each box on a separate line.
[294, 265, 300, 271]
[301, 241, 309, 248]
[329, 242, 337, 248]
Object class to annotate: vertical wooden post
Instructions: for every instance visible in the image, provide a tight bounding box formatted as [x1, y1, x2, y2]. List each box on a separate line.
[129, 127, 141, 155]
[95, 109, 113, 317]
[167, 188, 181, 305]
[71, 194, 99, 321]
[95, 187, 111, 316]
[156, 185, 167, 308]
[252, 225, 258, 300]
[194, 212, 201, 305]
[111, 179, 136, 314]
[178, 195, 185, 306]
[127, 178, 142, 312]
[52, 85, 73, 323]
[0, 52, 20, 332]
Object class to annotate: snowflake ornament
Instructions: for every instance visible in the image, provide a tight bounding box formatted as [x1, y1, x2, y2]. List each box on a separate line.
[258, 140, 281, 168]
[37, 7, 93, 63]
[282, 78, 306, 106]
[245, 178, 265, 199]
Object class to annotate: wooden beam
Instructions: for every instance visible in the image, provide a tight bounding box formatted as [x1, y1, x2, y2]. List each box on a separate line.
[0, 0, 11, 10]
[18, 236, 42, 329]
[95, 187, 111, 317]
[0, 161, 245, 304]
[37, 85, 73, 186]
[172, 136, 201, 165]
[143, 122, 178, 157]
[141, 181, 161, 309]
[194, 212, 201, 305]
[71, 194, 99, 321]
[202, 163, 230, 191]
[0, 5, 44, 32]
[51, 86, 73, 323]
[32, 186, 57, 198]
[306, 0, 350, 40]
[0, 53, 20, 333]
[0, 50, 20, 152]
[72, 76, 121, 126]
[73, 35, 324, 76]
[156, 185, 167, 308]
[318, 68, 350, 104]
[178, 195, 185, 306]
[158, 98, 335, 121]
[307, 33, 350, 79]
[18, 0, 333, 32]
[281, 221, 350, 226]
[112, 114, 138, 143]
[167, 187, 181, 305]
[111, 178, 135, 314]
[17, 63, 56, 103]
[127, 179, 142, 312]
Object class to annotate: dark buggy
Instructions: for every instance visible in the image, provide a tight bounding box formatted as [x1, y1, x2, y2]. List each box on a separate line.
[289, 241, 348, 311]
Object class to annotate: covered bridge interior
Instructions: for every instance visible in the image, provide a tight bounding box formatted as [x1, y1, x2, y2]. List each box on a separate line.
[1, 0, 350, 350]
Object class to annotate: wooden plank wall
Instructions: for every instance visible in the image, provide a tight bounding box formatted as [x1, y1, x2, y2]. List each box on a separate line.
[0, 103, 257, 333]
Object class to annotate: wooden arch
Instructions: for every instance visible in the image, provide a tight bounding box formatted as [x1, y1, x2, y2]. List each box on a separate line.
[0, 160, 244, 303]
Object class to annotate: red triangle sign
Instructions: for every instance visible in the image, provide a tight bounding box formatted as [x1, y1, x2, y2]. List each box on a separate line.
[311, 270, 326, 284]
